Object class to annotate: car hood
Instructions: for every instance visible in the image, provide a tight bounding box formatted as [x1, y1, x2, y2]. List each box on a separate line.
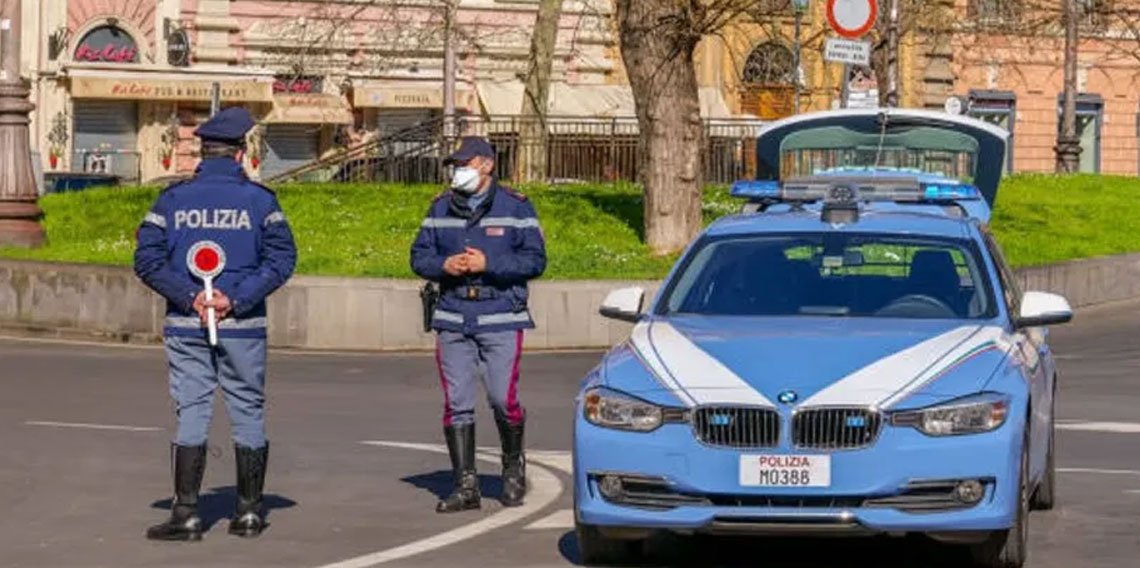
[607, 316, 1013, 410]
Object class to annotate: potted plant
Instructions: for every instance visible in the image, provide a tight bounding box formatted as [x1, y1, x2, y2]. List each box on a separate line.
[47, 112, 69, 170]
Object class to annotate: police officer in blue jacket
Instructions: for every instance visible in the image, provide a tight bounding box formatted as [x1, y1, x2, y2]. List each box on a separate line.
[411, 136, 547, 513]
[134, 107, 297, 541]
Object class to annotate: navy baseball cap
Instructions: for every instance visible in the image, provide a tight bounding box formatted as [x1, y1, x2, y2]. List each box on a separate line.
[444, 136, 495, 165]
[194, 107, 256, 145]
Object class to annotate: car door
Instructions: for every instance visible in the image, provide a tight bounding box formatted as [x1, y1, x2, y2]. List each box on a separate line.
[982, 230, 1052, 474]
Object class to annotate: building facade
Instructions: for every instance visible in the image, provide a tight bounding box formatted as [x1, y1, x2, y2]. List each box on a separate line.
[19, 0, 623, 183]
[695, 0, 1140, 176]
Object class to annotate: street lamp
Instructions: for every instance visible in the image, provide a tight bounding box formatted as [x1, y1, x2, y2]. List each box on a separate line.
[0, 0, 46, 248]
[792, 0, 810, 114]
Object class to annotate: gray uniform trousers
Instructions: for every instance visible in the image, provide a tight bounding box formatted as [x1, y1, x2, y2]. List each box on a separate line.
[165, 336, 268, 449]
[435, 330, 525, 427]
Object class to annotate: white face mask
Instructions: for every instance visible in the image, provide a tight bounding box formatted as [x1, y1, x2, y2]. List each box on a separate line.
[451, 167, 482, 194]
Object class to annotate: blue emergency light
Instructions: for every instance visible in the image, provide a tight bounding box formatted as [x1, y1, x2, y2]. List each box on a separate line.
[729, 180, 781, 199]
[730, 179, 981, 204]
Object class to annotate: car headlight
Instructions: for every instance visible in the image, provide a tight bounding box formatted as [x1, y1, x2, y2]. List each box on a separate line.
[891, 393, 1010, 436]
[582, 387, 663, 432]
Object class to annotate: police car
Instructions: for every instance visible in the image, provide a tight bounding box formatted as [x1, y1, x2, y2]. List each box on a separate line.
[573, 109, 1072, 568]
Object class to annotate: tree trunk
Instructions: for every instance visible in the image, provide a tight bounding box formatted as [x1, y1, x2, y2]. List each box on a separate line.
[518, 0, 563, 184]
[617, 0, 705, 255]
[1056, 0, 1081, 173]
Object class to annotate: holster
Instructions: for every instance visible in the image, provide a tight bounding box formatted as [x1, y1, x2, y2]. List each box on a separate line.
[420, 282, 439, 332]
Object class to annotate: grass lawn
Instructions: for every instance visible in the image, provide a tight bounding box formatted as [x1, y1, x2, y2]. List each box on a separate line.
[1, 174, 1136, 279]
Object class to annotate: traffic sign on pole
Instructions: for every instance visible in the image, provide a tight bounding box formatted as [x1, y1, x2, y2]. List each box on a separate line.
[187, 241, 226, 346]
[824, 37, 871, 66]
[826, 0, 877, 39]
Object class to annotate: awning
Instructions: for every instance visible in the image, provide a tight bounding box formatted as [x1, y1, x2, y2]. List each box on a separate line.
[353, 83, 476, 110]
[67, 69, 273, 103]
[264, 94, 354, 125]
[476, 81, 634, 117]
[476, 81, 736, 119]
[699, 87, 732, 119]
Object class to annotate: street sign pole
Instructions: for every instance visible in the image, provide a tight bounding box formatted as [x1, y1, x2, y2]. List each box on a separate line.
[840, 64, 851, 109]
[793, 0, 808, 114]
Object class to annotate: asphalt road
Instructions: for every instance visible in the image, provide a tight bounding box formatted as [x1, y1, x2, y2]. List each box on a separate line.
[1, 300, 1138, 568]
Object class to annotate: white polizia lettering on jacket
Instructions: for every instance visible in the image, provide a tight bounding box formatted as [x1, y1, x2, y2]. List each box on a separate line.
[800, 325, 1012, 410]
[629, 321, 774, 408]
[173, 209, 253, 230]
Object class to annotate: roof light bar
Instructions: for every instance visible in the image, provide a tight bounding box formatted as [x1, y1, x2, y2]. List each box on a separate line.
[730, 177, 981, 205]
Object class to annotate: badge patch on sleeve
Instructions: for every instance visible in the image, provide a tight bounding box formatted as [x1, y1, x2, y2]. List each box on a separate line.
[486, 227, 505, 237]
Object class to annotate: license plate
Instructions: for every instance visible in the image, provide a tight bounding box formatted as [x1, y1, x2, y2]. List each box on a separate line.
[739, 454, 831, 487]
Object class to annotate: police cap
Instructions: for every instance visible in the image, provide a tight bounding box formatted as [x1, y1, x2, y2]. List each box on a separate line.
[194, 107, 256, 145]
[444, 136, 495, 165]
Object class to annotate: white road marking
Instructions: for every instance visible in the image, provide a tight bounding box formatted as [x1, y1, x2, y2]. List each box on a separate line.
[529, 450, 572, 475]
[1057, 421, 1140, 434]
[1058, 468, 1140, 476]
[317, 441, 563, 568]
[23, 421, 163, 432]
[525, 508, 574, 531]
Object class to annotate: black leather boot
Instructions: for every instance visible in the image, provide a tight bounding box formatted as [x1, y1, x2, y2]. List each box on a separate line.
[436, 424, 481, 513]
[146, 444, 206, 541]
[228, 442, 269, 538]
[495, 412, 526, 507]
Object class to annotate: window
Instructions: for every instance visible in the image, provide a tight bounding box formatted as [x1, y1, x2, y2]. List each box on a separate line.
[1077, 0, 1112, 31]
[970, 0, 1023, 25]
[1057, 93, 1103, 173]
[981, 230, 1021, 316]
[968, 90, 1016, 173]
[659, 234, 996, 320]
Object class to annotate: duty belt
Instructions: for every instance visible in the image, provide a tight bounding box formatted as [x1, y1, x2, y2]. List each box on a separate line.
[444, 285, 501, 300]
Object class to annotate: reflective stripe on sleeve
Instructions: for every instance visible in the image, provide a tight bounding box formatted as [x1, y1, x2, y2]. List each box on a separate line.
[144, 212, 167, 228]
[432, 310, 465, 324]
[264, 211, 286, 226]
[422, 218, 468, 229]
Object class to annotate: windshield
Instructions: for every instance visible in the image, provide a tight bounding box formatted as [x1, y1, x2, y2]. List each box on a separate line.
[661, 234, 995, 319]
[779, 125, 978, 182]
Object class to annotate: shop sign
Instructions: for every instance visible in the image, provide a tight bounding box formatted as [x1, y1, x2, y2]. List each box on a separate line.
[72, 77, 274, 102]
[273, 76, 324, 94]
[74, 25, 139, 63]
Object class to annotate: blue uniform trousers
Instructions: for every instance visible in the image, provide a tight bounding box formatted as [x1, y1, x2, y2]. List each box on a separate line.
[435, 330, 525, 427]
[165, 336, 268, 449]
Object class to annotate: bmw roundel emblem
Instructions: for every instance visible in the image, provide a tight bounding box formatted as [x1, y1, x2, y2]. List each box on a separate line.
[777, 390, 798, 405]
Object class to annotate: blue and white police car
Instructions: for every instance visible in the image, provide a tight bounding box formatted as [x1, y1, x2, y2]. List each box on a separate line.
[573, 108, 1073, 568]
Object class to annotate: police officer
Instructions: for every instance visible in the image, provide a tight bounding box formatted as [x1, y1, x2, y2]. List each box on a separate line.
[411, 136, 547, 513]
[134, 107, 297, 541]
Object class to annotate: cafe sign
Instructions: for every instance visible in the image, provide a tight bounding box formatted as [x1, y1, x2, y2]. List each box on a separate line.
[71, 77, 274, 102]
[74, 25, 139, 63]
[354, 86, 475, 110]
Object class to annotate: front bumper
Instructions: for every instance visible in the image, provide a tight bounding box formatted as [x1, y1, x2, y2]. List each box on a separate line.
[573, 415, 1022, 536]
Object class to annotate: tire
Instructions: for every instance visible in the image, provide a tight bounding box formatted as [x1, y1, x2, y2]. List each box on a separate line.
[576, 522, 642, 567]
[1031, 389, 1056, 511]
[969, 425, 1030, 568]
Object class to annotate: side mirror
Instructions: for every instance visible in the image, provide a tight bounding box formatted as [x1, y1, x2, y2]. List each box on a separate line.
[1015, 291, 1073, 329]
[599, 287, 645, 323]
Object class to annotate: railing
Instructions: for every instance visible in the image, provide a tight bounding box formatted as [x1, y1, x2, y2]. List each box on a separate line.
[267, 115, 767, 186]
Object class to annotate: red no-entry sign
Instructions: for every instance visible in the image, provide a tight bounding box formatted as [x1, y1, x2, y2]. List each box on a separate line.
[187, 241, 226, 346]
[827, 0, 877, 39]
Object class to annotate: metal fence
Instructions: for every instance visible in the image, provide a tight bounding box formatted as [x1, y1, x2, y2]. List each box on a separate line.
[268, 115, 767, 186]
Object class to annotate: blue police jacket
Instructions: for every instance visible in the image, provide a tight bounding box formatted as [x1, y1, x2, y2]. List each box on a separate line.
[410, 182, 547, 334]
[134, 158, 297, 339]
